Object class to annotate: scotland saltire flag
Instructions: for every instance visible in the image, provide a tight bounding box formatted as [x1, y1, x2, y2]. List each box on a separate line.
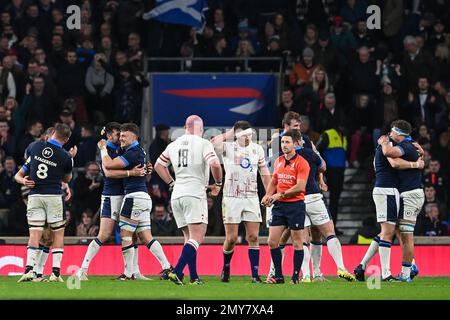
[143, 0, 208, 30]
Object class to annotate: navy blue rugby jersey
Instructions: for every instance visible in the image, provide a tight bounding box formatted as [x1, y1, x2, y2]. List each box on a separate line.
[101, 140, 125, 196]
[22, 139, 73, 195]
[119, 141, 147, 194]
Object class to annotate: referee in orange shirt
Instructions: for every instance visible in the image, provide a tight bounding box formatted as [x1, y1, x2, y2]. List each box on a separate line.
[262, 130, 310, 284]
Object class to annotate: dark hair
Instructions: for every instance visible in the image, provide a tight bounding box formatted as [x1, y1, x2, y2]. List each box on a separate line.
[283, 129, 301, 143]
[391, 119, 412, 135]
[54, 123, 71, 140]
[103, 122, 121, 136]
[120, 123, 139, 137]
[233, 120, 252, 132]
[282, 111, 300, 127]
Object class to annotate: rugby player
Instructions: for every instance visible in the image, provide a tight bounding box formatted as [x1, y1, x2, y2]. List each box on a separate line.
[355, 120, 424, 281]
[211, 121, 271, 283]
[16, 123, 76, 282]
[77, 122, 149, 281]
[98, 123, 171, 280]
[154, 115, 222, 285]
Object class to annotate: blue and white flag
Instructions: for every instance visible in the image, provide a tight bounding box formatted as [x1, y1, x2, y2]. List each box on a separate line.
[143, 0, 208, 30]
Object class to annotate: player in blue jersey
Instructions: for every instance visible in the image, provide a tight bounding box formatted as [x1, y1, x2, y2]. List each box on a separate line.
[98, 123, 171, 280]
[354, 120, 424, 282]
[76, 122, 147, 281]
[267, 130, 355, 282]
[355, 120, 424, 282]
[16, 124, 77, 282]
[23, 127, 72, 282]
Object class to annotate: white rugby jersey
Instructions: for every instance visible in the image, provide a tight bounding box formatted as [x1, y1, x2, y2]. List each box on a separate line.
[157, 134, 219, 200]
[222, 141, 266, 198]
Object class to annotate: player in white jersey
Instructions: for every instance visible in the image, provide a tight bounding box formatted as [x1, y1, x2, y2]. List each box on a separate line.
[211, 121, 271, 283]
[155, 115, 222, 285]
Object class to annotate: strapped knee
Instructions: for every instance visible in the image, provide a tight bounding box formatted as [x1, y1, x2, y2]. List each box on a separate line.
[119, 219, 137, 233]
[399, 222, 415, 234]
[28, 220, 45, 231]
[49, 220, 66, 231]
[136, 222, 151, 234]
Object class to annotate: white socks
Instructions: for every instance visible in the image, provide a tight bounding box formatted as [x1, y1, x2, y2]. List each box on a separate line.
[378, 240, 392, 278]
[310, 242, 322, 277]
[122, 244, 135, 277]
[301, 244, 311, 277]
[81, 238, 102, 271]
[360, 236, 380, 269]
[326, 236, 345, 270]
[34, 247, 49, 275]
[147, 239, 171, 270]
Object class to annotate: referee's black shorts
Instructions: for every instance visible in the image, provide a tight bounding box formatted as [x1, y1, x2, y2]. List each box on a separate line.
[270, 201, 306, 230]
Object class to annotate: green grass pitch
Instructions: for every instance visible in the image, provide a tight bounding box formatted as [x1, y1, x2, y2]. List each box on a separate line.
[1, 276, 450, 300]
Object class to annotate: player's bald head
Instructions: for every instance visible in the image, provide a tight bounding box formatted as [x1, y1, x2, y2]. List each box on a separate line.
[185, 115, 204, 135]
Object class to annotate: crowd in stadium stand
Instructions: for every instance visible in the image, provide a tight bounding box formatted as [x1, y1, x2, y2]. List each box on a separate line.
[0, 0, 449, 239]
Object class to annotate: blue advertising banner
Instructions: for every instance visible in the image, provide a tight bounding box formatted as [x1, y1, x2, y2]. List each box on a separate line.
[151, 74, 278, 127]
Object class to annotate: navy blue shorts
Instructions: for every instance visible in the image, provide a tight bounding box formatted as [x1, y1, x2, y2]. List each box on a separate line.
[270, 201, 306, 230]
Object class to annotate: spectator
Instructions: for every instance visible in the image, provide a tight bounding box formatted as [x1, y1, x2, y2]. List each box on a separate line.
[21, 76, 59, 128]
[85, 53, 114, 124]
[126, 32, 143, 72]
[382, 0, 404, 53]
[348, 94, 373, 168]
[289, 47, 319, 96]
[98, 35, 115, 64]
[76, 209, 99, 237]
[296, 66, 330, 122]
[434, 43, 450, 86]
[0, 120, 16, 158]
[74, 124, 97, 168]
[314, 31, 339, 80]
[401, 35, 436, 93]
[316, 121, 348, 234]
[0, 156, 20, 208]
[17, 120, 42, 159]
[423, 159, 448, 204]
[423, 184, 448, 221]
[340, 0, 368, 25]
[353, 19, 376, 51]
[316, 92, 344, 132]
[72, 161, 103, 221]
[114, 63, 146, 124]
[209, 34, 230, 71]
[276, 89, 297, 128]
[330, 16, 357, 67]
[6, 185, 29, 236]
[402, 77, 440, 129]
[349, 46, 378, 97]
[58, 106, 82, 152]
[4, 97, 17, 122]
[373, 80, 399, 143]
[3, 55, 25, 103]
[48, 34, 66, 69]
[150, 203, 179, 237]
[149, 124, 171, 165]
[0, 59, 16, 101]
[56, 48, 91, 124]
[212, 8, 233, 41]
[415, 203, 448, 236]
[299, 115, 321, 145]
[206, 196, 224, 236]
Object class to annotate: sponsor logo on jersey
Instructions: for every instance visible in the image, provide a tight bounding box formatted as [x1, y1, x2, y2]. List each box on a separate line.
[42, 147, 53, 159]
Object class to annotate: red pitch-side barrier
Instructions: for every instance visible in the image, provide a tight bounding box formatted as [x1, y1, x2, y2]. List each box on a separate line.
[1, 245, 449, 276]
